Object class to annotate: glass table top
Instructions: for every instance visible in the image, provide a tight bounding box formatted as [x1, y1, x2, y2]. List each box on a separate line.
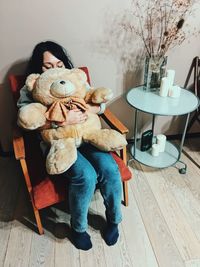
[126, 86, 199, 116]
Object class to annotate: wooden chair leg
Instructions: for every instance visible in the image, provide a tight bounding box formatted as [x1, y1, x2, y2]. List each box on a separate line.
[120, 146, 129, 206]
[33, 208, 44, 235]
[122, 181, 129, 206]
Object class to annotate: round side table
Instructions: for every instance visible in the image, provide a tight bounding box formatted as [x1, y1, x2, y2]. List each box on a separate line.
[126, 86, 199, 173]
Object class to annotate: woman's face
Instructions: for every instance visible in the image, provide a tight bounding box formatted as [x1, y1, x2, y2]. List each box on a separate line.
[42, 51, 65, 72]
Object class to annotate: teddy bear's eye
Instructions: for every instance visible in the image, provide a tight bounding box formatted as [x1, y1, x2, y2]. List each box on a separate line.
[60, 81, 66, 85]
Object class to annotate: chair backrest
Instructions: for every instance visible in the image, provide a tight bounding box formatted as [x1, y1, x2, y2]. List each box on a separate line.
[9, 74, 26, 104]
[184, 56, 200, 98]
[193, 57, 200, 98]
[9, 66, 91, 105]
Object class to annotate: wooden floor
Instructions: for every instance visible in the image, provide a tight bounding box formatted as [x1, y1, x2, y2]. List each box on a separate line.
[0, 139, 200, 267]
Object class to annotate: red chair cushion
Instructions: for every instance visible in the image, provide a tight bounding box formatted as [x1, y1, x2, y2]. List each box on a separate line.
[33, 178, 66, 209]
[22, 132, 65, 209]
[110, 152, 132, 181]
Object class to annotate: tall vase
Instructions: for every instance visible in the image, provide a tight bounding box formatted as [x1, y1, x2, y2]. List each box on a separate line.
[144, 56, 167, 91]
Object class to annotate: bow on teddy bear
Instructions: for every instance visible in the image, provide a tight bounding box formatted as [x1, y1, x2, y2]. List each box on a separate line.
[45, 96, 89, 123]
[17, 68, 127, 175]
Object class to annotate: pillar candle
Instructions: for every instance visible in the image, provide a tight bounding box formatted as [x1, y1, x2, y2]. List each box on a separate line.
[159, 77, 169, 97]
[168, 85, 181, 98]
[156, 134, 166, 152]
[166, 69, 175, 88]
[151, 144, 160, 156]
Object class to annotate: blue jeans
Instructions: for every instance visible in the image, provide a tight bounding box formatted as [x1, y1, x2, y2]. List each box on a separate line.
[63, 143, 122, 232]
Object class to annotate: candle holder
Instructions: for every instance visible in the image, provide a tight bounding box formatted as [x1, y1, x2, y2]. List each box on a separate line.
[168, 85, 181, 98]
[166, 69, 175, 88]
[156, 134, 166, 152]
[159, 77, 169, 97]
[151, 144, 160, 156]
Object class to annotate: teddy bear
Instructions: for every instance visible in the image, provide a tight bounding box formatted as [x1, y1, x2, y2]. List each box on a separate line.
[17, 68, 127, 175]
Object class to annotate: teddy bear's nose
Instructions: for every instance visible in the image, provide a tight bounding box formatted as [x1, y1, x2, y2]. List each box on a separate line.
[50, 80, 76, 98]
[60, 81, 66, 85]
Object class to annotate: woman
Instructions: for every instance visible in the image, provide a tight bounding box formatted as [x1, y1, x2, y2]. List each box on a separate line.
[17, 41, 122, 251]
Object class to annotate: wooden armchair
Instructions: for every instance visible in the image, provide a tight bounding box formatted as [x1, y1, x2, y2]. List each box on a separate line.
[9, 67, 132, 235]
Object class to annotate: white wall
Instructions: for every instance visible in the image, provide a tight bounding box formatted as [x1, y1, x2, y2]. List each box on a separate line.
[0, 0, 199, 150]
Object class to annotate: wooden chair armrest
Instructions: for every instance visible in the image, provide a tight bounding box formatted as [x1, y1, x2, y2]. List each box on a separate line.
[13, 126, 25, 160]
[100, 108, 129, 134]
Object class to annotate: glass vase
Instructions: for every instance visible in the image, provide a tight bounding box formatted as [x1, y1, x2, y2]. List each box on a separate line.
[144, 56, 167, 91]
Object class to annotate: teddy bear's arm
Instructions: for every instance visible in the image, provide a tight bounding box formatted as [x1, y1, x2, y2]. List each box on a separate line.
[17, 103, 48, 130]
[84, 88, 96, 103]
[84, 87, 113, 104]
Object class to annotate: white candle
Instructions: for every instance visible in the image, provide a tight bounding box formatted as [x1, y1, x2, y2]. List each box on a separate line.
[168, 85, 181, 98]
[151, 144, 160, 156]
[156, 134, 166, 152]
[167, 69, 175, 88]
[159, 77, 169, 97]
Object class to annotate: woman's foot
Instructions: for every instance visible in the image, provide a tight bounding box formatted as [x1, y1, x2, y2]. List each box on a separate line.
[71, 228, 92, 250]
[103, 223, 119, 246]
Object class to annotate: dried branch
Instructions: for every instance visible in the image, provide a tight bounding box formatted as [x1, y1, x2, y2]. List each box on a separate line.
[121, 0, 199, 57]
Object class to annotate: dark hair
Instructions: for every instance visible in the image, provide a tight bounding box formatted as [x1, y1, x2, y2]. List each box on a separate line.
[26, 41, 74, 76]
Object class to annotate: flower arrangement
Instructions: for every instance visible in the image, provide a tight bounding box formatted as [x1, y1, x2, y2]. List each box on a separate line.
[121, 0, 199, 58]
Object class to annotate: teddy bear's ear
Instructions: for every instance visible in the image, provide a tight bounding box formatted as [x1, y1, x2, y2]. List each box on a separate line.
[25, 73, 40, 91]
[71, 68, 87, 82]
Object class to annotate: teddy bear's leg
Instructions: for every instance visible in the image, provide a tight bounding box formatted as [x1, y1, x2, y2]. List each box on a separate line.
[83, 129, 127, 151]
[46, 138, 77, 175]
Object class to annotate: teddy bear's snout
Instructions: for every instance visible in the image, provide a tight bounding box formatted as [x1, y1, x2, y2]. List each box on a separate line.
[50, 80, 76, 98]
[60, 80, 66, 85]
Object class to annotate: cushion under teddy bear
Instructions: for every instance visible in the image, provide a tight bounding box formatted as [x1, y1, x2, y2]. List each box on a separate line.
[17, 68, 127, 175]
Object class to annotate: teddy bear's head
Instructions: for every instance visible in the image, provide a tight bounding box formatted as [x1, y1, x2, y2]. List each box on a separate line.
[25, 68, 89, 106]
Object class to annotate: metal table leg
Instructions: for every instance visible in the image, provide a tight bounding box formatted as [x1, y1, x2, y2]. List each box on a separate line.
[134, 109, 138, 157]
[178, 113, 190, 174]
[152, 114, 156, 139]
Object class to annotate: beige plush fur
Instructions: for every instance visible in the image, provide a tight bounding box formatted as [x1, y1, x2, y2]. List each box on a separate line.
[18, 68, 127, 175]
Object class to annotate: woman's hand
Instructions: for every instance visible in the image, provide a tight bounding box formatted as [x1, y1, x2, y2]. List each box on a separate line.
[57, 109, 88, 126]
[38, 120, 51, 130]
[39, 107, 96, 129]
[87, 104, 101, 114]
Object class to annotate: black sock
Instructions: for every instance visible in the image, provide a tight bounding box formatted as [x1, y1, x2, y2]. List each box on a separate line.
[71, 228, 92, 250]
[103, 223, 119, 246]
